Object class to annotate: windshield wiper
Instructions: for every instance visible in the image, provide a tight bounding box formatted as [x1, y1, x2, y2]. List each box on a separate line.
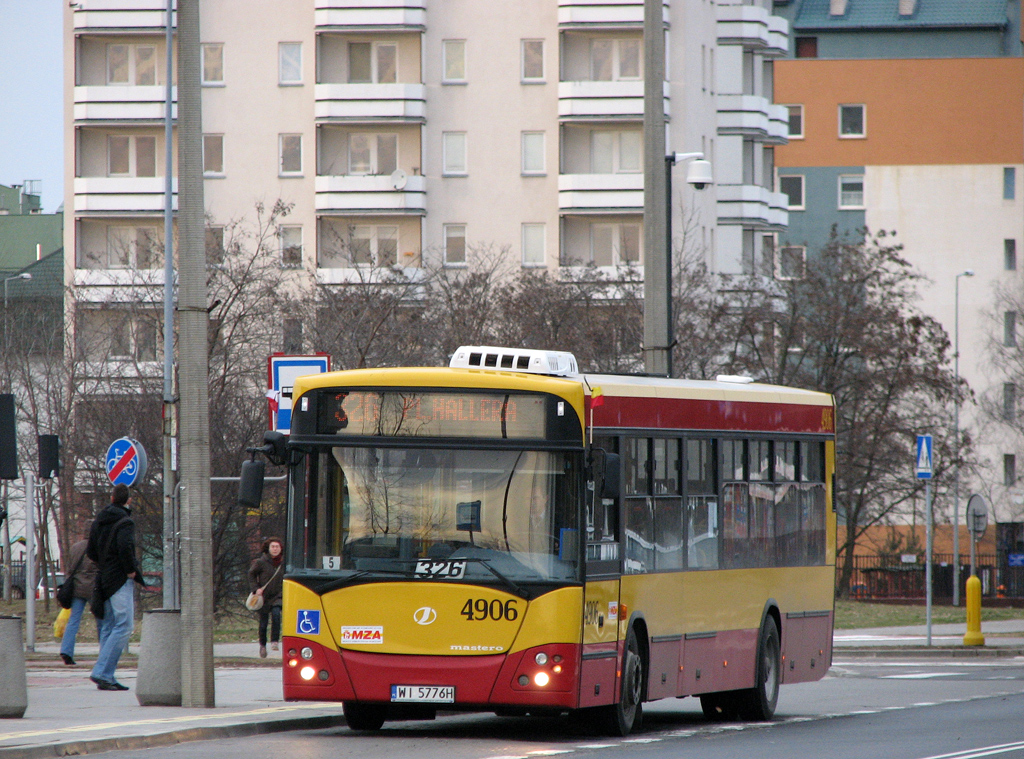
[461, 557, 528, 598]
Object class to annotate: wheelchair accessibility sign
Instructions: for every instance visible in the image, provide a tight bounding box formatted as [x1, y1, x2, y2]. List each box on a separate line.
[297, 610, 321, 636]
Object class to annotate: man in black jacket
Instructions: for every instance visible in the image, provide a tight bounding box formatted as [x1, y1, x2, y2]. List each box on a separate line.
[86, 483, 145, 691]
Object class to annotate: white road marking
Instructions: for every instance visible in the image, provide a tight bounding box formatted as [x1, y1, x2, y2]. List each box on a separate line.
[884, 673, 965, 679]
[915, 740, 1024, 759]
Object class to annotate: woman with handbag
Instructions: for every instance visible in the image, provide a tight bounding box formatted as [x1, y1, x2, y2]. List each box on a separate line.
[59, 538, 98, 666]
[247, 536, 284, 658]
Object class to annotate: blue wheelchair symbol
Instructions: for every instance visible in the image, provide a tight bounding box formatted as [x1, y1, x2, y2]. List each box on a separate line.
[297, 610, 321, 635]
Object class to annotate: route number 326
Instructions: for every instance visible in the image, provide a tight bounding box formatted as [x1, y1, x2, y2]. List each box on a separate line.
[461, 598, 518, 621]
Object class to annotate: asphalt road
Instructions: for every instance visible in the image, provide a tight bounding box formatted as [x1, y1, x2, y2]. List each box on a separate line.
[111, 657, 1024, 759]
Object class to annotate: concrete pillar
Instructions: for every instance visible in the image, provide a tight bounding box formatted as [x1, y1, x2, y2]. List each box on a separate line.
[0, 615, 27, 718]
[136, 609, 182, 706]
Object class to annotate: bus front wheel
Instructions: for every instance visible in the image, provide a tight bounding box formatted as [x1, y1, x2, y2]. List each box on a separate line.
[737, 616, 780, 721]
[343, 701, 386, 731]
[604, 627, 643, 736]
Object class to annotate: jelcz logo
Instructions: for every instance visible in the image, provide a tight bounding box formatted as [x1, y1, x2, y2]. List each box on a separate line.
[341, 626, 384, 644]
[413, 607, 437, 625]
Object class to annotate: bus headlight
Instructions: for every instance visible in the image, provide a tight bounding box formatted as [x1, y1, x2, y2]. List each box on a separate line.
[534, 671, 550, 687]
[301, 647, 314, 660]
[535, 652, 548, 665]
[300, 666, 316, 681]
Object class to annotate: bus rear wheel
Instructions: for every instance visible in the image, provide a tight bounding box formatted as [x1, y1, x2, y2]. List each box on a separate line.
[343, 701, 386, 731]
[737, 616, 780, 721]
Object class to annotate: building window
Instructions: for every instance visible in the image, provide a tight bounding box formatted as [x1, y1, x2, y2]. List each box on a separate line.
[203, 134, 224, 176]
[280, 226, 302, 267]
[521, 132, 545, 175]
[839, 104, 865, 138]
[107, 135, 156, 178]
[1006, 239, 1017, 271]
[444, 224, 466, 266]
[522, 223, 545, 267]
[591, 129, 641, 174]
[1005, 454, 1017, 487]
[1006, 311, 1018, 347]
[591, 38, 641, 81]
[521, 39, 544, 82]
[1005, 167, 1017, 201]
[443, 40, 466, 83]
[1004, 383, 1017, 422]
[778, 175, 804, 210]
[201, 43, 224, 85]
[795, 37, 818, 58]
[785, 105, 803, 139]
[443, 132, 467, 175]
[206, 226, 225, 265]
[838, 174, 864, 208]
[349, 42, 397, 84]
[107, 226, 159, 269]
[350, 225, 398, 267]
[107, 43, 156, 86]
[283, 318, 303, 354]
[591, 222, 641, 266]
[279, 42, 302, 85]
[776, 246, 806, 280]
[349, 133, 397, 176]
[279, 134, 302, 175]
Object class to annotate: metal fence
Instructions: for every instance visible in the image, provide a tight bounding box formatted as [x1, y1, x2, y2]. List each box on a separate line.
[0, 560, 27, 599]
[840, 554, 1024, 600]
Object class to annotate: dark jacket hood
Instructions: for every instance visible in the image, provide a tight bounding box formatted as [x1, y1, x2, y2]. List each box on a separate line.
[94, 503, 131, 526]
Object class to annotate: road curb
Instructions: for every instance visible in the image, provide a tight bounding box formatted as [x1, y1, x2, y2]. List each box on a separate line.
[0, 713, 348, 758]
[835, 647, 1024, 658]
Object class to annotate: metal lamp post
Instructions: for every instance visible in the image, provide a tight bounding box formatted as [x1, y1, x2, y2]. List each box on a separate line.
[953, 269, 974, 606]
[1, 272, 30, 602]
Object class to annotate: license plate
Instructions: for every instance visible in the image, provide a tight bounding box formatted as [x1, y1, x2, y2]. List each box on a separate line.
[390, 685, 455, 703]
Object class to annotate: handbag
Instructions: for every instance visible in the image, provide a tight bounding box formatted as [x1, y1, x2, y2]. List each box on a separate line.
[53, 606, 71, 639]
[56, 550, 87, 610]
[245, 563, 282, 611]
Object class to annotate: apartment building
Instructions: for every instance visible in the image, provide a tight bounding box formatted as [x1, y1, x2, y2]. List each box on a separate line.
[773, 0, 1024, 522]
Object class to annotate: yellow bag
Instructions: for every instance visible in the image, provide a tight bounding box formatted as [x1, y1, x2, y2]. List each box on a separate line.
[53, 607, 71, 640]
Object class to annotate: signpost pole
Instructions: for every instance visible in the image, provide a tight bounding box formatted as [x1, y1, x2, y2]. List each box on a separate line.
[925, 479, 932, 647]
[25, 471, 34, 653]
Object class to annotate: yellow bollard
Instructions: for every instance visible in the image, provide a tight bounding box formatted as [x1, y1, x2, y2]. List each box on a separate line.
[963, 574, 985, 646]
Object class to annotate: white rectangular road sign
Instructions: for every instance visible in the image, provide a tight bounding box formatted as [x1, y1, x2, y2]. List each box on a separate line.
[915, 434, 933, 479]
[268, 354, 330, 433]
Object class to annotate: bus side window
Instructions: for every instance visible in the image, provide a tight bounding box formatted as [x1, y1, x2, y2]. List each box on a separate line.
[685, 438, 718, 570]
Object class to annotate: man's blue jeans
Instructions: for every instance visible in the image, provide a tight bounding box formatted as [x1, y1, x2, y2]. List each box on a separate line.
[60, 596, 88, 659]
[92, 581, 134, 684]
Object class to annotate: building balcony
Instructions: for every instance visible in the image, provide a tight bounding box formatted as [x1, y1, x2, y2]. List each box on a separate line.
[716, 184, 788, 229]
[559, 81, 667, 121]
[767, 15, 788, 56]
[558, 0, 667, 28]
[73, 0, 175, 31]
[315, 0, 425, 29]
[717, 95, 789, 143]
[74, 86, 176, 123]
[315, 174, 426, 214]
[558, 173, 643, 213]
[315, 84, 425, 122]
[73, 268, 166, 287]
[717, 3, 788, 55]
[74, 177, 176, 213]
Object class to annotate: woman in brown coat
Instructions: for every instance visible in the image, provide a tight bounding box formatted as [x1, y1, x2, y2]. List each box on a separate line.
[247, 536, 284, 658]
[60, 538, 98, 665]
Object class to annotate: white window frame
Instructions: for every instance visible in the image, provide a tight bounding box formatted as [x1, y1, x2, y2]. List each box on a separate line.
[349, 224, 398, 267]
[348, 41, 397, 84]
[106, 225, 159, 269]
[590, 37, 642, 82]
[203, 134, 224, 176]
[775, 245, 806, 280]
[107, 134, 157, 178]
[442, 39, 467, 84]
[838, 103, 865, 138]
[279, 42, 303, 85]
[279, 134, 303, 176]
[201, 43, 224, 86]
[522, 223, 546, 267]
[785, 104, 804, 139]
[590, 222, 642, 266]
[521, 131, 545, 175]
[590, 129, 642, 174]
[348, 133, 398, 176]
[442, 132, 467, 176]
[521, 39, 545, 83]
[778, 174, 805, 210]
[443, 224, 467, 267]
[106, 43, 157, 86]
[838, 174, 864, 209]
[279, 225, 303, 267]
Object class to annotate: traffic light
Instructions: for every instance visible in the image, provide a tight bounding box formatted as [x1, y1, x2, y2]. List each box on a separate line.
[0, 395, 16, 480]
[38, 434, 60, 480]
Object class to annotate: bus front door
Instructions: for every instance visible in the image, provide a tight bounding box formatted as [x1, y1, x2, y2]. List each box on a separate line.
[580, 548, 620, 709]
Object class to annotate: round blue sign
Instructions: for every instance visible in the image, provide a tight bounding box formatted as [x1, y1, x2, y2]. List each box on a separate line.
[105, 437, 148, 486]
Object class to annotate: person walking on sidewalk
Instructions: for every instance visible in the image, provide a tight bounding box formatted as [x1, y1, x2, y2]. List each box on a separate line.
[86, 483, 146, 691]
[248, 536, 284, 658]
[59, 538, 98, 666]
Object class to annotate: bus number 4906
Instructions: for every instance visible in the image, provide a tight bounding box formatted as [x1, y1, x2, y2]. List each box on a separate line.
[461, 598, 518, 621]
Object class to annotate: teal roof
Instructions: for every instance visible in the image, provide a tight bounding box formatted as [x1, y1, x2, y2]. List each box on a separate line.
[794, 0, 1010, 30]
[0, 212, 63, 273]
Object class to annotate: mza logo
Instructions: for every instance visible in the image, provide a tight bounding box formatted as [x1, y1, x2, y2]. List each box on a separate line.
[341, 626, 384, 644]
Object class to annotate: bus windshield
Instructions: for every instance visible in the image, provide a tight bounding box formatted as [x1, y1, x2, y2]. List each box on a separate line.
[297, 446, 582, 584]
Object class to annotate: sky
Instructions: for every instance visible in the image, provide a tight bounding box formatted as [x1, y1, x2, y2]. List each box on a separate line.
[0, 1, 63, 213]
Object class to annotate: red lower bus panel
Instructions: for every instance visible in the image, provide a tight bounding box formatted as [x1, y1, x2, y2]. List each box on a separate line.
[488, 643, 579, 709]
[578, 645, 618, 708]
[342, 649, 506, 703]
[282, 636, 357, 701]
[781, 613, 832, 684]
[678, 629, 757, 696]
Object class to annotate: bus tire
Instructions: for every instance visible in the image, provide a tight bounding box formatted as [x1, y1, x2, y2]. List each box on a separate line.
[343, 701, 386, 731]
[737, 616, 780, 721]
[602, 627, 644, 736]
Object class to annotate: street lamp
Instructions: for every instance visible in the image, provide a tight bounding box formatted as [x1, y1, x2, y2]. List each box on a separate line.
[953, 268, 974, 607]
[2, 272, 32, 308]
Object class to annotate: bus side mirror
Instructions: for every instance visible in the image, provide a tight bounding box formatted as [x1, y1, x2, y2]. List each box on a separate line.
[263, 430, 289, 466]
[238, 458, 266, 510]
[602, 452, 621, 500]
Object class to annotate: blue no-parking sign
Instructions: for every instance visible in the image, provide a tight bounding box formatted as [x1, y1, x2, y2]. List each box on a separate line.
[915, 435, 933, 480]
[105, 437, 148, 486]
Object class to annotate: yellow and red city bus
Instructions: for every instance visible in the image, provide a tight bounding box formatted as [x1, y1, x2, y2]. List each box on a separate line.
[270, 346, 835, 735]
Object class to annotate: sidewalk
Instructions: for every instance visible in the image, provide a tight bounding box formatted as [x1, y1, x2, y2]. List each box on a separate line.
[3, 623, 1024, 758]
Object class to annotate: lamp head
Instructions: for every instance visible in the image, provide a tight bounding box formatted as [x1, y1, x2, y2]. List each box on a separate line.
[962, 270, 974, 277]
[19, 273, 32, 281]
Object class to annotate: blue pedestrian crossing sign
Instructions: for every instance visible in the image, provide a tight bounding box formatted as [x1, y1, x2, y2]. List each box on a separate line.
[915, 435, 933, 479]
